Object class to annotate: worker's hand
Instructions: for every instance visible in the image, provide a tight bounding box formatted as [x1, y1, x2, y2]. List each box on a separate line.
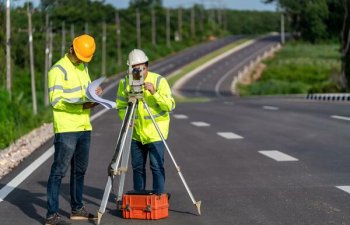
[95, 86, 103, 96]
[83, 102, 98, 109]
[144, 82, 156, 95]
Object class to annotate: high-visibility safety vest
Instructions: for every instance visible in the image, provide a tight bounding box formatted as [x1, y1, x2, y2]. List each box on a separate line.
[116, 71, 175, 144]
[48, 54, 92, 133]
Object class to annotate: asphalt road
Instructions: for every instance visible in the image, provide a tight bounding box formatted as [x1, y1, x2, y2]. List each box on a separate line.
[180, 35, 281, 98]
[1, 35, 350, 225]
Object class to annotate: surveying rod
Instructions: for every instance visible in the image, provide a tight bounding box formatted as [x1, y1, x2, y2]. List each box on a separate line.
[142, 99, 202, 215]
[97, 99, 137, 225]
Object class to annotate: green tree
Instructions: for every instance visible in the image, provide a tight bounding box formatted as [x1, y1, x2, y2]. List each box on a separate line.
[264, 0, 329, 43]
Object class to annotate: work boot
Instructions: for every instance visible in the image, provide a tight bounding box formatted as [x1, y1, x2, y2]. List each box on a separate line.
[70, 206, 97, 221]
[44, 213, 71, 225]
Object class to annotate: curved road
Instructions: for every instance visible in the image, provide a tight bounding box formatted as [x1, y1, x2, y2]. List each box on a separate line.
[180, 35, 280, 98]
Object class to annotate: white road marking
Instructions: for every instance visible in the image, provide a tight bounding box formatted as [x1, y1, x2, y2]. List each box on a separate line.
[191, 121, 210, 127]
[331, 115, 350, 121]
[258, 150, 298, 162]
[263, 106, 279, 110]
[0, 108, 110, 203]
[217, 132, 244, 139]
[0, 147, 54, 202]
[173, 114, 188, 119]
[336, 186, 350, 194]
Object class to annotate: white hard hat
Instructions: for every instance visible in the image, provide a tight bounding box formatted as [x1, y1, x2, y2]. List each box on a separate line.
[127, 49, 149, 66]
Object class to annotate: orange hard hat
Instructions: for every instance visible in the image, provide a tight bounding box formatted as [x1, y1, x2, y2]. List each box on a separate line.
[73, 34, 96, 62]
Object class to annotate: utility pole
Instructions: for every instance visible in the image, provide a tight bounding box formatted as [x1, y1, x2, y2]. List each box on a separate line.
[281, 13, 285, 44]
[44, 13, 50, 106]
[102, 21, 106, 76]
[136, 9, 141, 49]
[6, 0, 11, 95]
[70, 24, 75, 41]
[152, 7, 156, 46]
[166, 8, 170, 48]
[115, 11, 122, 66]
[85, 22, 89, 34]
[61, 21, 66, 57]
[48, 22, 53, 69]
[27, 3, 37, 115]
[191, 6, 196, 38]
[178, 7, 182, 41]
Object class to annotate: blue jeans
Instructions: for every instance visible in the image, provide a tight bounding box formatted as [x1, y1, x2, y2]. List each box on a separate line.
[46, 131, 91, 217]
[131, 140, 165, 194]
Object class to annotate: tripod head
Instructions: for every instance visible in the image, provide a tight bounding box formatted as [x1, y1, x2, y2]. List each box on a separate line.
[128, 65, 145, 95]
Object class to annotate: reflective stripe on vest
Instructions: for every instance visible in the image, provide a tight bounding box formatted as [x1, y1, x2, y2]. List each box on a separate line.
[50, 65, 68, 80]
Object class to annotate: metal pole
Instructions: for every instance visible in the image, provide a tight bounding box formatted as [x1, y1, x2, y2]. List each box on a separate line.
[85, 22, 89, 34]
[166, 8, 170, 47]
[48, 22, 53, 68]
[44, 13, 50, 106]
[115, 11, 122, 66]
[136, 9, 141, 49]
[101, 21, 106, 76]
[70, 24, 75, 41]
[281, 13, 285, 44]
[191, 7, 196, 38]
[6, 0, 11, 95]
[152, 7, 156, 46]
[61, 21, 66, 57]
[27, 3, 37, 115]
[178, 8, 182, 41]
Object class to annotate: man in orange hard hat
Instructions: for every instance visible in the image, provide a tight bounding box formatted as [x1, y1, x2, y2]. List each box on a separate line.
[45, 34, 101, 225]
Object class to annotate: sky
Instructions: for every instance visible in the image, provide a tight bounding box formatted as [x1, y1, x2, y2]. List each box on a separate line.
[18, 0, 276, 11]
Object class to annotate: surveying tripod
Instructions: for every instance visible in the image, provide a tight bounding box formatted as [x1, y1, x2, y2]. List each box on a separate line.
[97, 91, 201, 225]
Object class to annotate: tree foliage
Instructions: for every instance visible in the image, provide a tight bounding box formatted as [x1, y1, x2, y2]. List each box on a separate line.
[264, 0, 350, 90]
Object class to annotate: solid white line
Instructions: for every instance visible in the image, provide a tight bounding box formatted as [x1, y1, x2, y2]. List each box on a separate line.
[173, 114, 188, 119]
[336, 186, 350, 194]
[0, 147, 54, 202]
[217, 132, 243, 139]
[258, 150, 298, 162]
[0, 108, 110, 203]
[191, 121, 210, 127]
[331, 115, 350, 121]
[172, 39, 256, 98]
[263, 106, 279, 110]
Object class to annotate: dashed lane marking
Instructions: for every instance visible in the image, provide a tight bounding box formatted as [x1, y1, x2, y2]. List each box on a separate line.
[331, 115, 350, 121]
[191, 122, 210, 127]
[217, 132, 244, 139]
[258, 150, 299, 162]
[173, 114, 188, 119]
[263, 106, 279, 110]
[336, 186, 350, 194]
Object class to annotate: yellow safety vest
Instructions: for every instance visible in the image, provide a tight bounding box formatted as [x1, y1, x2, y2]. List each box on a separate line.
[48, 54, 92, 133]
[116, 72, 175, 144]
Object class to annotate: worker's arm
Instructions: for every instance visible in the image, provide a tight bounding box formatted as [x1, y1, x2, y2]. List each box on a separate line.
[48, 68, 84, 113]
[116, 78, 128, 120]
[151, 78, 175, 112]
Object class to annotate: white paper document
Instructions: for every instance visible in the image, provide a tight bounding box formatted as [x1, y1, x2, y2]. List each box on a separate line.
[86, 76, 116, 109]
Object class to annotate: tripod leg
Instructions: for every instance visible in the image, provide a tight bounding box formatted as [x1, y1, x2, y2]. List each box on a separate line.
[97, 99, 137, 224]
[116, 113, 134, 208]
[142, 100, 202, 215]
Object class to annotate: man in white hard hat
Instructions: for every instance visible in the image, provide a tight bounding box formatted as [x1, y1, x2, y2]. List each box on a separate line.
[116, 49, 175, 194]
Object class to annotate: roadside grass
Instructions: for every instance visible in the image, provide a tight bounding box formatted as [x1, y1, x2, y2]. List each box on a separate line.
[168, 38, 252, 102]
[238, 42, 342, 96]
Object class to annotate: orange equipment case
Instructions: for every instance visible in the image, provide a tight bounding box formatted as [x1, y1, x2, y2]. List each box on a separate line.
[122, 191, 169, 220]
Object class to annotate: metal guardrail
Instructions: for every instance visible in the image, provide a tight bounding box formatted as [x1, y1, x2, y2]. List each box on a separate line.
[306, 93, 350, 101]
